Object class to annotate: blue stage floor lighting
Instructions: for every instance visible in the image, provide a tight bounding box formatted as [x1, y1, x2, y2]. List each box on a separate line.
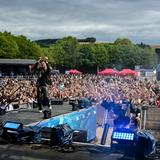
[112, 132, 135, 141]
[3, 121, 23, 131]
[111, 129, 138, 158]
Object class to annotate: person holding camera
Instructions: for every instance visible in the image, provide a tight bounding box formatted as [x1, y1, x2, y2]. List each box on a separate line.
[32, 57, 52, 112]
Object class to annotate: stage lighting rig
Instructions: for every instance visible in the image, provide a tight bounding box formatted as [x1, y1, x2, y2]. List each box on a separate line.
[1, 121, 36, 143]
[2, 121, 23, 142]
[111, 128, 137, 155]
[111, 128, 156, 159]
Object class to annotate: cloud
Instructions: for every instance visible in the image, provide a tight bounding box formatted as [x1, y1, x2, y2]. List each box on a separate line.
[0, 0, 160, 44]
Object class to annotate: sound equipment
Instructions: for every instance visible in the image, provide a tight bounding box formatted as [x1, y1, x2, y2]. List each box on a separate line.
[136, 130, 156, 158]
[73, 130, 87, 143]
[53, 124, 73, 145]
[69, 98, 76, 105]
[40, 127, 53, 145]
[111, 128, 137, 157]
[3, 121, 23, 131]
[50, 98, 63, 105]
[2, 121, 23, 142]
[40, 124, 73, 146]
[2, 121, 36, 143]
[111, 128, 156, 159]
[43, 109, 51, 119]
[71, 103, 79, 111]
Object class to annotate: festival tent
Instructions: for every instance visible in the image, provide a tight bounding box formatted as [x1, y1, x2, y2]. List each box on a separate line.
[119, 68, 138, 76]
[97, 68, 119, 75]
[69, 69, 81, 75]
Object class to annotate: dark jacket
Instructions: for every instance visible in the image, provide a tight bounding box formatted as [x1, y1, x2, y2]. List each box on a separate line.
[33, 62, 52, 86]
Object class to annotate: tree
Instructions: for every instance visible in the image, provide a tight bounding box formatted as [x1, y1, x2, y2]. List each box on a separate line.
[50, 36, 79, 70]
[114, 38, 132, 45]
[138, 46, 155, 66]
[0, 33, 18, 58]
[15, 35, 42, 59]
[93, 43, 109, 72]
[79, 44, 95, 72]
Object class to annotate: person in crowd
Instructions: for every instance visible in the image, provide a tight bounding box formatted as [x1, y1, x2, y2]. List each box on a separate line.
[129, 99, 141, 130]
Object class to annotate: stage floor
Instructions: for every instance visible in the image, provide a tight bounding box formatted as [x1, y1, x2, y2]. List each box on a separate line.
[0, 143, 125, 160]
[0, 102, 72, 125]
[0, 142, 159, 160]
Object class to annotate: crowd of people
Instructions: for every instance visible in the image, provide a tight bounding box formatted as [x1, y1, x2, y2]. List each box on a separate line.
[0, 72, 160, 129]
[0, 74, 159, 108]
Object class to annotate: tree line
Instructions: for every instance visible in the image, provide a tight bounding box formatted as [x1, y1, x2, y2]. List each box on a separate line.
[0, 31, 156, 73]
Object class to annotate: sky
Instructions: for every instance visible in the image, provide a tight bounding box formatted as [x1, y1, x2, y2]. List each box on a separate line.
[0, 0, 160, 44]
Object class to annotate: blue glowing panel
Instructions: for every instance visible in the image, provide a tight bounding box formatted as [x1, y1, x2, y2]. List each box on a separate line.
[29, 107, 97, 142]
[113, 132, 134, 140]
[4, 122, 21, 129]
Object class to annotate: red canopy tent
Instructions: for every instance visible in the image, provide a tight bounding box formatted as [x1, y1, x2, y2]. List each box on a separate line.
[69, 69, 81, 75]
[98, 68, 119, 76]
[119, 69, 138, 76]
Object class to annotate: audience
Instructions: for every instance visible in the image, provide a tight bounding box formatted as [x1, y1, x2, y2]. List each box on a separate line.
[0, 74, 159, 111]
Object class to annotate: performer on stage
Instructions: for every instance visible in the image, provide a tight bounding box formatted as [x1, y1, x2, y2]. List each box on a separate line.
[32, 57, 52, 111]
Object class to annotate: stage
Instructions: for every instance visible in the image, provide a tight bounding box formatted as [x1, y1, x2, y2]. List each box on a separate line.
[0, 102, 72, 125]
[0, 102, 97, 142]
[0, 103, 160, 159]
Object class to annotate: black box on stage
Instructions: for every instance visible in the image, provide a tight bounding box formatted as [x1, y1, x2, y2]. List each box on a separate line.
[40, 127, 63, 145]
[41, 127, 53, 144]
[73, 130, 87, 143]
[40, 124, 73, 145]
[43, 109, 51, 119]
[69, 98, 76, 105]
[2, 121, 23, 142]
[50, 98, 63, 105]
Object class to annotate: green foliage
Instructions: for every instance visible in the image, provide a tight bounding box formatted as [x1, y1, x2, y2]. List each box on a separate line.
[34, 39, 59, 47]
[0, 32, 156, 73]
[79, 44, 95, 72]
[92, 43, 109, 71]
[34, 37, 96, 47]
[114, 38, 132, 45]
[0, 32, 18, 58]
[14, 35, 42, 59]
[109, 38, 155, 69]
[50, 36, 79, 70]
[0, 31, 42, 59]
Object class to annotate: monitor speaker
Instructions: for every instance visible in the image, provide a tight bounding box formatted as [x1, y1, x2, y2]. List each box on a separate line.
[73, 130, 87, 143]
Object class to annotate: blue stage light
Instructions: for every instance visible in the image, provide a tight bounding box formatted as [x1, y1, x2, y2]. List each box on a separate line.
[4, 122, 21, 130]
[112, 131, 135, 140]
[111, 129, 156, 159]
[3, 121, 23, 131]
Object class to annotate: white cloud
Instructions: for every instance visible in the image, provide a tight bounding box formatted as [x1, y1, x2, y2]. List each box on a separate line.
[0, 0, 160, 44]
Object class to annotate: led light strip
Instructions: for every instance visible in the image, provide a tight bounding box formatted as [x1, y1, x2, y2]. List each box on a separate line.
[113, 132, 134, 140]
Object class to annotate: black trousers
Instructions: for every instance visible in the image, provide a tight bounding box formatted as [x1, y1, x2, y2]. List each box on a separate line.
[37, 85, 50, 110]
